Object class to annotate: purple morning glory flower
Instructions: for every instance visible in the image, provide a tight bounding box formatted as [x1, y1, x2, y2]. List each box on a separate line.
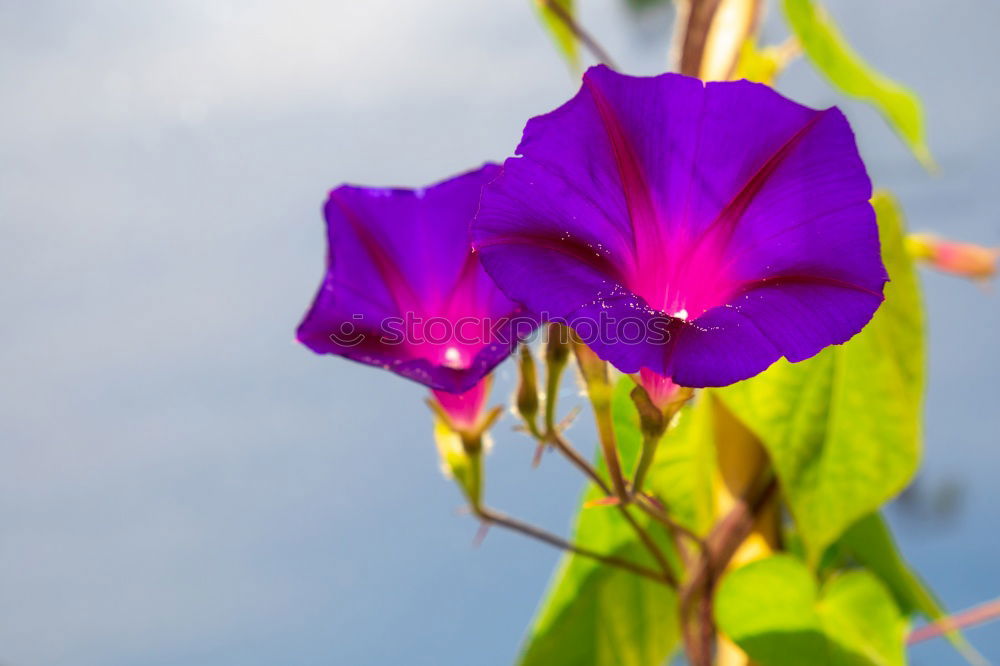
[297, 164, 535, 424]
[471, 66, 887, 389]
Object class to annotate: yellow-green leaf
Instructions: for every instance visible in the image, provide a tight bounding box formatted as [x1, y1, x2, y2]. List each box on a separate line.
[715, 555, 907, 666]
[781, 0, 934, 170]
[732, 38, 800, 85]
[519, 543, 679, 666]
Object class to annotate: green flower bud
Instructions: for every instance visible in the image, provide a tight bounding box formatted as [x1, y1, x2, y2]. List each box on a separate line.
[515, 345, 541, 431]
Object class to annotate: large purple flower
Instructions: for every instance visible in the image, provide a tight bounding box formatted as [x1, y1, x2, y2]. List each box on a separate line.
[471, 66, 887, 389]
[297, 165, 534, 417]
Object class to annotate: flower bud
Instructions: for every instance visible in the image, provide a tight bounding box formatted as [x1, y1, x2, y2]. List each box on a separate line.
[515, 345, 540, 430]
[629, 376, 694, 497]
[544, 323, 572, 369]
[630, 383, 667, 441]
[907, 233, 998, 281]
[432, 416, 484, 508]
[431, 377, 491, 433]
[427, 375, 503, 510]
[428, 392, 502, 510]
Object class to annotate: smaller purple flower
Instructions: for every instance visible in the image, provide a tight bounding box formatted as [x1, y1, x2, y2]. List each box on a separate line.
[297, 165, 536, 422]
[472, 66, 887, 389]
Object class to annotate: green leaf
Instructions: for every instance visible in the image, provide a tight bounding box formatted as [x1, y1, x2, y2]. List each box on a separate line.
[519, 376, 715, 666]
[713, 191, 924, 564]
[533, 0, 579, 69]
[519, 542, 679, 666]
[839, 513, 985, 664]
[623, 0, 671, 10]
[781, 0, 934, 170]
[732, 41, 784, 85]
[732, 39, 798, 85]
[820, 570, 908, 666]
[716, 555, 826, 666]
[715, 554, 907, 666]
[839, 513, 937, 618]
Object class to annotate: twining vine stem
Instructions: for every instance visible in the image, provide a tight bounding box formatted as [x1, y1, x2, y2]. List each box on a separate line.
[682, 474, 779, 666]
[677, 0, 724, 77]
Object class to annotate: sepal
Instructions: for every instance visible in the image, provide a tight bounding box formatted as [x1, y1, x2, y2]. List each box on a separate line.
[428, 400, 503, 509]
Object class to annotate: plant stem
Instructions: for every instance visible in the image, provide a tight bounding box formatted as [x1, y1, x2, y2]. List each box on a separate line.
[520, 334, 679, 586]
[560, 340, 682, 583]
[594, 405, 631, 502]
[474, 505, 668, 586]
[630, 432, 660, 498]
[675, 472, 778, 665]
[677, 0, 725, 76]
[549, 431, 609, 492]
[908, 598, 1000, 644]
[633, 492, 716, 666]
[635, 493, 706, 551]
[540, 0, 620, 69]
[549, 432, 679, 587]
[572, 341, 630, 502]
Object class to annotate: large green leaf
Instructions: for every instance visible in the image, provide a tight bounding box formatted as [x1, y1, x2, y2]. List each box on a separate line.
[533, 0, 579, 69]
[781, 0, 934, 170]
[519, 376, 715, 665]
[713, 191, 924, 564]
[715, 554, 907, 666]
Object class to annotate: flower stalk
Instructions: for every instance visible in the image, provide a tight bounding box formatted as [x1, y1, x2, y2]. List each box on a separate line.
[571, 337, 630, 503]
[434, 383, 676, 587]
[472, 505, 668, 586]
[507, 329, 679, 585]
[629, 382, 695, 498]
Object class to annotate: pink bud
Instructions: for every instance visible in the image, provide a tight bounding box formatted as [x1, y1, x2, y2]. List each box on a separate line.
[638, 368, 682, 410]
[431, 376, 492, 432]
[908, 233, 998, 281]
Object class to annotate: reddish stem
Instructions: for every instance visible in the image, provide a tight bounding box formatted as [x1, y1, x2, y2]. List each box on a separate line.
[908, 598, 1000, 645]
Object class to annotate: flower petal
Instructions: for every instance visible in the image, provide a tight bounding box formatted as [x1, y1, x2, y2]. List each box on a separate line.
[473, 67, 886, 386]
[298, 164, 533, 393]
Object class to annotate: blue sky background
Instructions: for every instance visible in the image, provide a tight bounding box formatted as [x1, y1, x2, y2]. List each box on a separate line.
[0, 1, 997, 664]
